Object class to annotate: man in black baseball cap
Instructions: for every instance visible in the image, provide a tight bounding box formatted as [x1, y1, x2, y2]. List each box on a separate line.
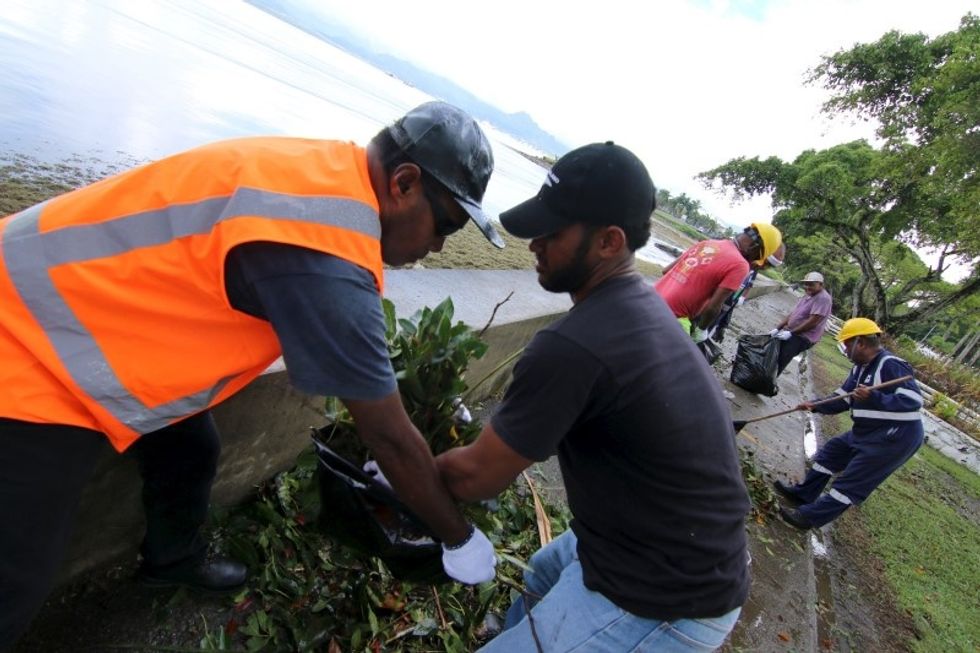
[435, 142, 750, 651]
[501, 140, 655, 240]
[497, 141, 656, 297]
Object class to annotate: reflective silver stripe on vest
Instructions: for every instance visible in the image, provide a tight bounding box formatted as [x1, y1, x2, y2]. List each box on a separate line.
[2, 189, 379, 434]
[812, 461, 834, 475]
[895, 387, 924, 406]
[834, 388, 851, 405]
[851, 408, 922, 421]
[828, 488, 853, 505]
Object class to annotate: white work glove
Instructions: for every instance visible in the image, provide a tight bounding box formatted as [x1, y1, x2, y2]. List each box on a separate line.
[442, 525, 497, 584]
[452, 397, 472, 425]
[768, 328, 780, 337]
[691, 326, 709, 343]
[775, 329, 793, 340]
[362, 460, 392, 490]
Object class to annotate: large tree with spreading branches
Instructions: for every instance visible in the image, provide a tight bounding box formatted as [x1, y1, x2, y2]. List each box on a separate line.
[699, 14, 979, 331]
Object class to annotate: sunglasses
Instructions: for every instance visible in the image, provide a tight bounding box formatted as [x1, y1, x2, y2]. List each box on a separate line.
[422, 181, 467, 238]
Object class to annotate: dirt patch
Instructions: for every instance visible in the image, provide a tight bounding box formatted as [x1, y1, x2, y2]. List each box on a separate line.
[13, 557, 235, 652]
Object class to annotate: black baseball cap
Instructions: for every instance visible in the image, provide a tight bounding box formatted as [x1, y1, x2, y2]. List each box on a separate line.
[388, 101, 504, 248]
[500, 141, 656, 240]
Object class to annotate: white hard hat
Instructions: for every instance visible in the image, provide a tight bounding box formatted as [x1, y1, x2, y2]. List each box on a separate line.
[801, 271, 824, 283]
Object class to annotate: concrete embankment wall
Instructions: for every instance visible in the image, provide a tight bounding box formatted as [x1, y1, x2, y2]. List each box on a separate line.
[58, 270, 571, 583]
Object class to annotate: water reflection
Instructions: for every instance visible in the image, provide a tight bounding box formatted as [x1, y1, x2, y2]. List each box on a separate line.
[0, 0, 546, 217]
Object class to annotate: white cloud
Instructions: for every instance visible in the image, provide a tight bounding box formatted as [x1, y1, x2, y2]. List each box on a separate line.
[303, 0, 972, 228]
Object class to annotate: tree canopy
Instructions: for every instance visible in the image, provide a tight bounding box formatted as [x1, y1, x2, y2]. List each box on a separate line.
[699, 14, 979, 333]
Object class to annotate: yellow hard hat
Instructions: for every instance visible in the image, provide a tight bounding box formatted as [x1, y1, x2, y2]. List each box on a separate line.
[750, 222, 783, 266]
[837, 317, 882, 343]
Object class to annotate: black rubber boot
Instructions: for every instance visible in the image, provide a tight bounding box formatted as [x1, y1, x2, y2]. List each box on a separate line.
[138, 555, 247, 594]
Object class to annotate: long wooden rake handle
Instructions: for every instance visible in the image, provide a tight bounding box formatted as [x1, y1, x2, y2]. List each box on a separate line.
[734, 374, 914, 427]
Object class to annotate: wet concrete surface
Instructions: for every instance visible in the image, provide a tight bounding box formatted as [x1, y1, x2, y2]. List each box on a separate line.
[709, 286, 825, 652]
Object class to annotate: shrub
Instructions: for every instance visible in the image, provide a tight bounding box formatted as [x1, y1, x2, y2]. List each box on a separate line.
[321, 297, 487, 460]
[209, 297, 571, 652]
[931, 392, 960, 422]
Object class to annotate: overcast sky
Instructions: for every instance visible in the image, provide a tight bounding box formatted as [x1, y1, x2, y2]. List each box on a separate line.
[296, 0, 973, 230]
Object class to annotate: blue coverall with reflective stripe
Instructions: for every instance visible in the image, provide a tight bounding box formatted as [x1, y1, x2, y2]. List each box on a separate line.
[785, 349, 924, 527]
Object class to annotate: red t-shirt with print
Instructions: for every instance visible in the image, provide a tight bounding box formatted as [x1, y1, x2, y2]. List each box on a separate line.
[654, 239, 749, 319]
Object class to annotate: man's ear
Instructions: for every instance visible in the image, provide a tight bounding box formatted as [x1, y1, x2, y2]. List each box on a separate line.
[389, 163, 423, 199]
[596, 226, 627, 257]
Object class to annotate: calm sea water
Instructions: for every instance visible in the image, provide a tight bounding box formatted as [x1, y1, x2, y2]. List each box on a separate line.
[0, 0, 674, 265]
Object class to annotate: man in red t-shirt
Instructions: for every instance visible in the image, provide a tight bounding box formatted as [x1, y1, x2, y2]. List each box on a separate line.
[654, 223, 781, 343]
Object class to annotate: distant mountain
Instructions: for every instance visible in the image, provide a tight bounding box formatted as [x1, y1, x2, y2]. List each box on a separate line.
[247, 0, 570, 157]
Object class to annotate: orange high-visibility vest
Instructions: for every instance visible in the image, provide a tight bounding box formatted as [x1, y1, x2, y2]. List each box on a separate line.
[0, 137, 383, 451]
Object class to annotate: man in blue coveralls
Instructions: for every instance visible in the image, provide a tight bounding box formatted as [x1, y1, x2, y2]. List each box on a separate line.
[774, 317, 924, 529]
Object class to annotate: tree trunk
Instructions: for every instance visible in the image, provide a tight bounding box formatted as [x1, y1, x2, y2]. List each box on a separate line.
[890, 274, 980, 333]
[849, 279, 864, 318]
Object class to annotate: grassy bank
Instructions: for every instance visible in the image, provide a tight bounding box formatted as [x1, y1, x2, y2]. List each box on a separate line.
[422, 222, 663, 277]
[1, 153, 665, 278]
[809, 339, 980, 652]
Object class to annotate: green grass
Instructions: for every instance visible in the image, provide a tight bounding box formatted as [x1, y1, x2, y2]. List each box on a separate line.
[809, 338, 980, 653]
[419, 216, 664, 277]
[811, 336, 851, 380]
[654, 209, 705, 241]
[2, 153, 667, 280]
[861, 451, 980, 652]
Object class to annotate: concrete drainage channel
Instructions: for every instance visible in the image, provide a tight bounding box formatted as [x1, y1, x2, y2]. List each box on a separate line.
[801, 399, 840, 651]
[793, 350, 839, 653]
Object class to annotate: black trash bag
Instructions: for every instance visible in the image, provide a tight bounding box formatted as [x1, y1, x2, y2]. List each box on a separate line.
[311, 433, 449, 584]
[730, 334, 780, 396]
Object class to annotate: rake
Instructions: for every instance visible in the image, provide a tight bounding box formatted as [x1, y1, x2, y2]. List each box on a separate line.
[732, 375, 914, 433]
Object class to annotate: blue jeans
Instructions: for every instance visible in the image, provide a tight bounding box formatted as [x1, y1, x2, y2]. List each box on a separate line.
[478, 531, 741, 652]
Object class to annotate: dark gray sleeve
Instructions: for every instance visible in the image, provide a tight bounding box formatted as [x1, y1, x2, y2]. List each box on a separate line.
[491, 331, 605, 461]
[225, 243, 396, 400]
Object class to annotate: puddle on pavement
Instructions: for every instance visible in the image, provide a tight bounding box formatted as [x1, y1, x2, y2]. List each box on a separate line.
[804, 413, 818, 458]
[812, 529, 839, 651]
[729, 528, 839, 652]
[800, 353, 838, 649]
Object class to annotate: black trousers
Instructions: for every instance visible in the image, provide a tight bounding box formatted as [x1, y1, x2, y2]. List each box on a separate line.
[0, 412, 219, 650]
[777, 334, 815, 376]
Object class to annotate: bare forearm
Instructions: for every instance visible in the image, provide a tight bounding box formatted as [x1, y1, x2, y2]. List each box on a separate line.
[372, 428, 469, 544]
[695, 288, 734, 329]
[694, 306, 721, 330]
[344, 392, 471, 545]
[367, 428, 471, 544]
[435, 425, 532, 503]
[437, 447, 506, 503]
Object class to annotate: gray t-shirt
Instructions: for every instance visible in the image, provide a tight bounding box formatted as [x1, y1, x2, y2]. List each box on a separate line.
[492, 274, 750, 620]
[224, 242, 396, 400]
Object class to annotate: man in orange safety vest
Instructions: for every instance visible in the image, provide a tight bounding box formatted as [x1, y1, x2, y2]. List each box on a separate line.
[0, 101, 502, 648]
